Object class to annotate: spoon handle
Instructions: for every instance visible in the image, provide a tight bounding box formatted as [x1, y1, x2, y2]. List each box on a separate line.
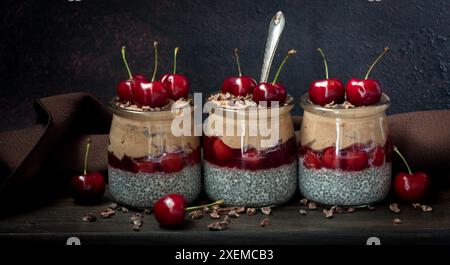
[259, 11, 286, 83]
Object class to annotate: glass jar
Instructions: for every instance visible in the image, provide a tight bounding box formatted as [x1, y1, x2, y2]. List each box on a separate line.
[203, 96, 298, 207]
[298, 93, 392, 206]
[107, 99, 201, 209]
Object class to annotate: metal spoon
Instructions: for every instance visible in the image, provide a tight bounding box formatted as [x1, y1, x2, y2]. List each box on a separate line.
[259, 11, 286, 83]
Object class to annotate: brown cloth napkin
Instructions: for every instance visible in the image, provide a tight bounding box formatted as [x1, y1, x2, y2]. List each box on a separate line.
[0, 92, 449, 205]
[0, 92, 111, 205]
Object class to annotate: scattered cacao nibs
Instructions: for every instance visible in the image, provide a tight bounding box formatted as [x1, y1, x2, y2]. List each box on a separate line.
[189, 210, 204, 219]
[246, 208, 257, 215]
[412, 203, 422, 209]
[100, 208, 116, 218]
[298, 209, 308, 215]
[421, 205, 433, 212]
[260, 218, 270, 227]
[308, 202, 318, 210]
[209, 211, 220, 219]
[323, 209, 334, 219]
[143, 209, 152, 215]
[236, 206, 246, 214]
[261, 207, 272, 216]
[227, 210, 240, 218]
[346, 207, 355, 213]
[389, 203, 401, 214]
[333, 206, 345, 214]
[108, 203, 118, 210]
[82, 213, 97, 222]
[393, 218, 402, 224]
[208, 216, 230, 231]
[299, 198, 309, 205]
[368, 205, 375, 210]
[117, 207, 129, 213]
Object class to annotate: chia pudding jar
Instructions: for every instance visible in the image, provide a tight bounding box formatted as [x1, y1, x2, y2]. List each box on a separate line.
[107, 98, 201, 209]
[298, 93, 392, 206]
[203, 94, 298, 207]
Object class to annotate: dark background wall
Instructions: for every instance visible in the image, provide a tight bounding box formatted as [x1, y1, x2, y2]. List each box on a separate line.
[0, 0, 449, 131]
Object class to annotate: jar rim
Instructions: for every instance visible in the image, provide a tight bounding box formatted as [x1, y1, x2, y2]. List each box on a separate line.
[109, 95, 195, 120]
[206, 94, 295, 114]
[299, 93, 390, 118]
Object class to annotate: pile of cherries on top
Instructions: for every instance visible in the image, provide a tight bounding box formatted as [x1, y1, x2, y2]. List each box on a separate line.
[221, 48, 296, 107]
[116, 42, 190, 108]
[302, 47, 391, 172]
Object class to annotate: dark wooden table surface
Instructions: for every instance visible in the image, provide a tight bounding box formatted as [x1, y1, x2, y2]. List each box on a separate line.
[0, 188, 449, 246]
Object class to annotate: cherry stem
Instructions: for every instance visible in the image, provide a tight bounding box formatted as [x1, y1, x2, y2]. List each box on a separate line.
[185, 199, 225, 212]
[317, 48, 329, 79]
[272, 49, 297, 85]
[234, 48, 242, 77]
[173, 47, 179, 74]
[365, 47, 390, 79]
[151, 41, 158, 82]
[121, 46, 133, 79]
[393, 145, 413, 175]
[83, 139, 91, 175]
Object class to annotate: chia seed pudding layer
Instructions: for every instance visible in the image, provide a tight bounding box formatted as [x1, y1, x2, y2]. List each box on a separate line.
[298, 159, 391, 206]
[204, 161, 297, 207]
[108, 164, 201, 209]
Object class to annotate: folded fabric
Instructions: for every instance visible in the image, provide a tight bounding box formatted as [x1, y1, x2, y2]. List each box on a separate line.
[0, 93, 449, 204]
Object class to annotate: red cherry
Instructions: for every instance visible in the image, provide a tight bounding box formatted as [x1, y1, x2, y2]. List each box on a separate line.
[212, 138, 234, 161]
[221, 49, 257, 96]
[322, 147, 340, 169]
[298, 145, 311, 157]
[369, 146, 385, 167]
[161, 47, 190, 100]
[241, 148, 264, 170]
[393, 146, 430, 202]
[70, 139, 105, 204]
[134, 81, 169, 107]
[133, 74, 148, 82]
[346, 47, 390, 106]
[253, 49, 295, 106]
[154, 194, 225, 228]
[133, 42, 169, 107]
[342, 150, 368, 171]
[116, 80, 135, 102]
[303, 152, 322, 169]
[160, 152, 185, 173]
[133, 158, 159, 173]
[308, 48, 345, 106]
[153, 194, 187, 227]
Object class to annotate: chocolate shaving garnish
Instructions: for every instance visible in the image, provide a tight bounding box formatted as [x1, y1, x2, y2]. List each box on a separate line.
[227, 210, 240, 218]
[346, 207, 355, 213]
[129, 213, 144, 223]
[209, 211, 220, 219]
[203, 207, 211, 213]
[323, 209, 334, 219]
[246, 208, 257, 215]
[308, 202, 318, 210]
[208, 216, 230, 231]
[100, 208, 116, 218]
[368, 205, 375, 210]
[421, 205, 433, 212]
[299, 198, 308, 205]
[389, 203, 401, 214]
[236, 206, 246, 214]
[189, 210, 204, 219]
[212, 204, 220, 210]
[333, 206, 345, 214]
[109, 203, 118, 210]
[117, 207, 129, 213]
[412, 203, 422, 209]
[261, 207, 272, 215]
[393, 218, 402, 224]
[260, 218, 270, 227]
[298, 209, 308, 215]
[82, 213, 97, 222]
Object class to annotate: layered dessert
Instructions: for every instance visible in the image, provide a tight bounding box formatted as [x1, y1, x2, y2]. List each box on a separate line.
[298, 47, 392, 206]
[108, 43, 200, 208]
[203, 49, 298, 207]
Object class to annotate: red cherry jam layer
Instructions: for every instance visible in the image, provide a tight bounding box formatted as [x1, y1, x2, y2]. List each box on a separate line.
[299, 141, 392, 172]
[204, 136, 297, 170]
[108, 147, 201, 174]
